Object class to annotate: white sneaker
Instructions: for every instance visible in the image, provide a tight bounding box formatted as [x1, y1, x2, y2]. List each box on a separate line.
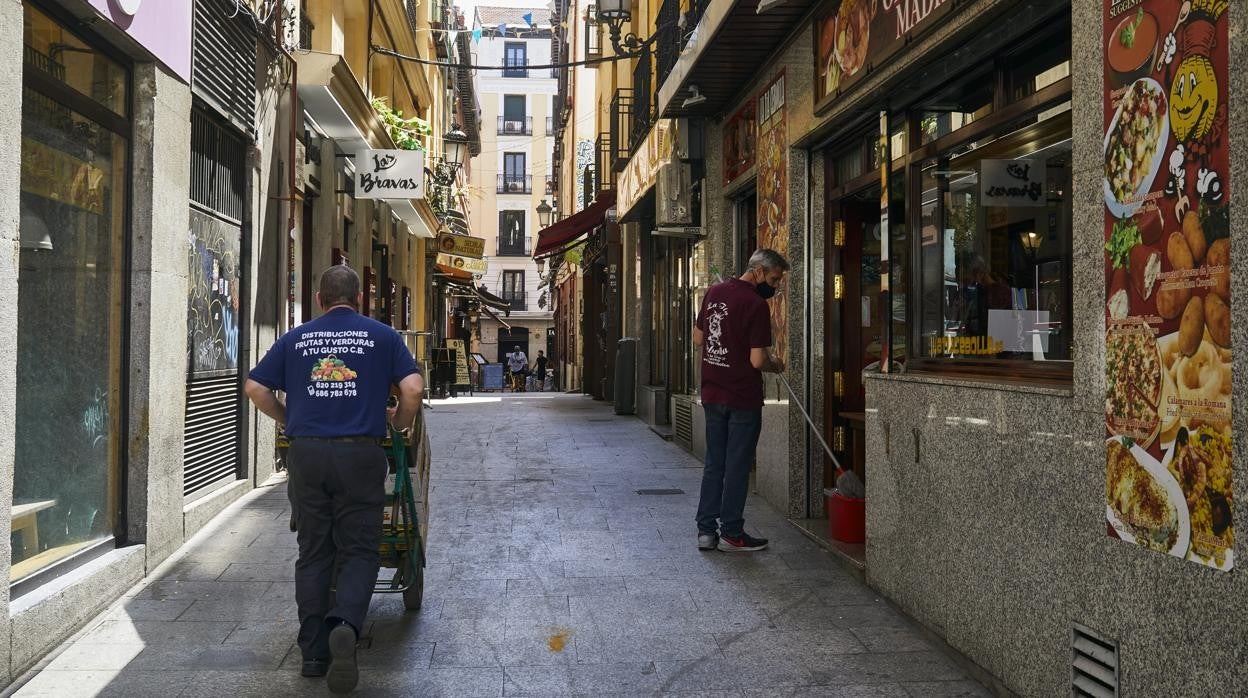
[697, 533, 718, 551]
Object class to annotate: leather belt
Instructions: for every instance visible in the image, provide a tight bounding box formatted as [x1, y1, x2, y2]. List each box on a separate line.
[291, 436, 382, 445]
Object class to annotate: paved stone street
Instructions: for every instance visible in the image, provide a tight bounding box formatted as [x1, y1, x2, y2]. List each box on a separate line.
[8, 394, 989, 697]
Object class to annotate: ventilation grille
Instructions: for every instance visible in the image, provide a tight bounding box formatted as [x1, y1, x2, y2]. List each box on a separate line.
[192, 0, 258, 133]
[184, 374, 242, 499]
[673, 397, 693, 450]
[1072, 623, 1118, 697]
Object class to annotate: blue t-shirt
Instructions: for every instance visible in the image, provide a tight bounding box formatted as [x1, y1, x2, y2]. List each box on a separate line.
[248, 308, 420, 438]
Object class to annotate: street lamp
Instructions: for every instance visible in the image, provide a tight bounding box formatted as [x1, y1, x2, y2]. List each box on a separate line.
[536, 256, 546, 274]
[443, 125, 469, 171]
[596, 0, 646, 52]
[536, 199, 553, 227]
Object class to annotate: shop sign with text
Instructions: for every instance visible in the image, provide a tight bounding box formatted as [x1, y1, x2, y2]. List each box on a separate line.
[436, 253, 487, 275]
[980, 159, 1045, 207]
[756, 71, 789, 369]
[1102, 0, 1232, 571]
[617, 120, 674, 217]
[437, 233, 486, 259]
[355, 149, 425, 200]
[813, 0, 956, 113]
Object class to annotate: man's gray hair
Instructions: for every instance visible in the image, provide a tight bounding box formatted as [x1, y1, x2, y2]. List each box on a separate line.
[747, 248, 790, 273]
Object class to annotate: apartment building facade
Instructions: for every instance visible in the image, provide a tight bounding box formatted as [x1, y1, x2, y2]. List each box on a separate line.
[468, 6, 557, 365]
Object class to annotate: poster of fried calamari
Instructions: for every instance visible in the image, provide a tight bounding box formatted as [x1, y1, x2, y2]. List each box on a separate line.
[1103, 0, 1232, 570]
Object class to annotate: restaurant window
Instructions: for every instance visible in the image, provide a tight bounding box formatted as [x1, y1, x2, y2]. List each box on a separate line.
[14, 5, 129, 588]
[913, 108, 1073, 372]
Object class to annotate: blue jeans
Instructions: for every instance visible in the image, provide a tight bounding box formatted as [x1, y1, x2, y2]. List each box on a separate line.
[696, 403, 762, 538]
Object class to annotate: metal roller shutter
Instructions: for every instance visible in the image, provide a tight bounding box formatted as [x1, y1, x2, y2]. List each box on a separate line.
[183, 374, 242, 498]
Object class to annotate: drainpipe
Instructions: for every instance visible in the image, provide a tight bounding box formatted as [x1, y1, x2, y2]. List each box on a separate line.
[274, 0, 299, 332]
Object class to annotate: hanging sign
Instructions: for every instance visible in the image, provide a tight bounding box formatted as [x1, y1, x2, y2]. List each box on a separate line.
[437, 233, 486, 258]
[354, 149, 425, 199]
[1102, 0, 1232, 571]
[436, 253, 488, 275]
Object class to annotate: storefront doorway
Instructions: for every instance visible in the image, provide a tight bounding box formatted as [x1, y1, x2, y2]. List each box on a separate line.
[498, 327, 529, 364]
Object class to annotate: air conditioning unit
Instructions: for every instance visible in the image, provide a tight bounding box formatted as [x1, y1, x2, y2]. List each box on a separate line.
[656, 161, 693, 227]
[507, 181, 522, 193]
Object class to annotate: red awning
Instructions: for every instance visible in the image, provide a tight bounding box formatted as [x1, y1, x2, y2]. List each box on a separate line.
[533, 190, 615, 258]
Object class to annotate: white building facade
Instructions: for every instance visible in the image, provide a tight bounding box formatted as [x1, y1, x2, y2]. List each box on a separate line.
[468, 6, 557, 367]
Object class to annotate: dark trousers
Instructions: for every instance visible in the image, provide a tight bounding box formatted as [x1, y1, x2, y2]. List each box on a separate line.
[696, 403, 762, 538]
[287, 439, 388, 660]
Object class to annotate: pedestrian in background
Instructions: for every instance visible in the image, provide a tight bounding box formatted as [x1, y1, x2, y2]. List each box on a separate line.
[692, 249, 788, 552]
[244, 265, 424, 694]
[533, 350, 549, 392]
[506, 345, 528, 391]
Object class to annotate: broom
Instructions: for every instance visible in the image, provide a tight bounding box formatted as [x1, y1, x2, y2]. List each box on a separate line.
[776, 372, 866, 500]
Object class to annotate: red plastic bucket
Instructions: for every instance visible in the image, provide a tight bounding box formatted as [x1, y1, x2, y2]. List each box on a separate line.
[825, 488, 866, 544]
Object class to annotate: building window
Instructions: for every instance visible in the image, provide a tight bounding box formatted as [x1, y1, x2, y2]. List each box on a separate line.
[503, 42, 527, 77]
[502, 270, 526, 310]
[499, 153, 530, 194]
[14, 6, 130, 588]
[500, 95, 529, 135]
[498, 210, 527, 256]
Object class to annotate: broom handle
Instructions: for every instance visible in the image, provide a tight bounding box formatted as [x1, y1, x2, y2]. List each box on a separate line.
[775, 372, 847, 475]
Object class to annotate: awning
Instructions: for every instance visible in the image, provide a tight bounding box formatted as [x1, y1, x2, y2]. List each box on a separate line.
[437, 275, 511, 314]
[479, 304, 511, 330]
[533, 190, 615, 259]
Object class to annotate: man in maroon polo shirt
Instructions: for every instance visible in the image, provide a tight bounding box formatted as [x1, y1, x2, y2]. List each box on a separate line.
[692, 249, 789, 552]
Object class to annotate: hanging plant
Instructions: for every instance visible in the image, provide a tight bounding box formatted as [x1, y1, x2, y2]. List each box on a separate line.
[371, 97, 432, 151]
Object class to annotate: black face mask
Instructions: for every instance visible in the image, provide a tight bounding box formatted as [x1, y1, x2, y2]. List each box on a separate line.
[755, 282, 776, 299]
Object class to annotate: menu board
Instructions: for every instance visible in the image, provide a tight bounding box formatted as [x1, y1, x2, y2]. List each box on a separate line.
[813, 0, 954, 112]
[1102, 0, 1232, 571]
[445, 339, 472, 386]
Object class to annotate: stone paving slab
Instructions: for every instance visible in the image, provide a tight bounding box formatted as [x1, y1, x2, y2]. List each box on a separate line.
[6, 393, 988, 697]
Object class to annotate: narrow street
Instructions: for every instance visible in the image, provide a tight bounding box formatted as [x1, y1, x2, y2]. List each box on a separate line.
[8, 394, 988, 697]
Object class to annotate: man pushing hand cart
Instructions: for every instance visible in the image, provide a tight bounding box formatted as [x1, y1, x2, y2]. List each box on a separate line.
[245, 265, 425, 694]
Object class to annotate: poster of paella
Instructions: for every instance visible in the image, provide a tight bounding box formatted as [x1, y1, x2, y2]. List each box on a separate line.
[813, 0, 954, 112]
[757, 72, 789, 365]
[1102, 0, 1232, 571]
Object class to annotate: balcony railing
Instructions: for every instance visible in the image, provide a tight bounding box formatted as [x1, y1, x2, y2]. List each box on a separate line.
[299, 15, 314, 51]
[655, 0, 681, 86]
[500, 292, 527, 311]
[497, 116, 533, 135]
[496, 236, 531, 257]
[595, 133, 615, 192]
[546, 116, 554, 135]
[545, 177, 555, 195]
[608, 90, 632, 172]
[503, 60, 528, 78]
[629, 45, 654, 154]
[497, 174, 533, 194]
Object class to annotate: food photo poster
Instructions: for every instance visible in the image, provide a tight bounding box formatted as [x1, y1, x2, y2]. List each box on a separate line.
[1103, 0, 1232, 571]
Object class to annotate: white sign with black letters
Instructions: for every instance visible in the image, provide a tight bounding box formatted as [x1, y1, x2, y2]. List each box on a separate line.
[981, 158, 1044, 207]
[355, 149, 425, 199]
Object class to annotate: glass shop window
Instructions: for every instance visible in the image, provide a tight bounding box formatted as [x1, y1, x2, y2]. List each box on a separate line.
[14, 6, 129, 585]
[914, 108, 1073, 368]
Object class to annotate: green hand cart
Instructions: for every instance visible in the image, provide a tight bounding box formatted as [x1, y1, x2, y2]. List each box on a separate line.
[277, 410, 431, 612]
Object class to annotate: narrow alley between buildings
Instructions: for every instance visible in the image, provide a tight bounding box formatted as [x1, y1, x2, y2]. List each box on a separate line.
[8, 394, 987, 697]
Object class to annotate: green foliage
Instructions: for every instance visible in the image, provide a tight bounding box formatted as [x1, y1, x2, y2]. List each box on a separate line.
[371, 97, 432, 151]
[563, 247, 582, 266]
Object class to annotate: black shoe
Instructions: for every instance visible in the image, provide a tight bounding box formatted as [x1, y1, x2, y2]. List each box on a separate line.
[719, 533, 768, 552]
[301, 659, 329, 678]
[326, 622, 359, 694]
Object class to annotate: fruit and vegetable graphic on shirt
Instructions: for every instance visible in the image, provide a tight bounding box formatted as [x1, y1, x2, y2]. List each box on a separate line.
[310, 355, 358, 382]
